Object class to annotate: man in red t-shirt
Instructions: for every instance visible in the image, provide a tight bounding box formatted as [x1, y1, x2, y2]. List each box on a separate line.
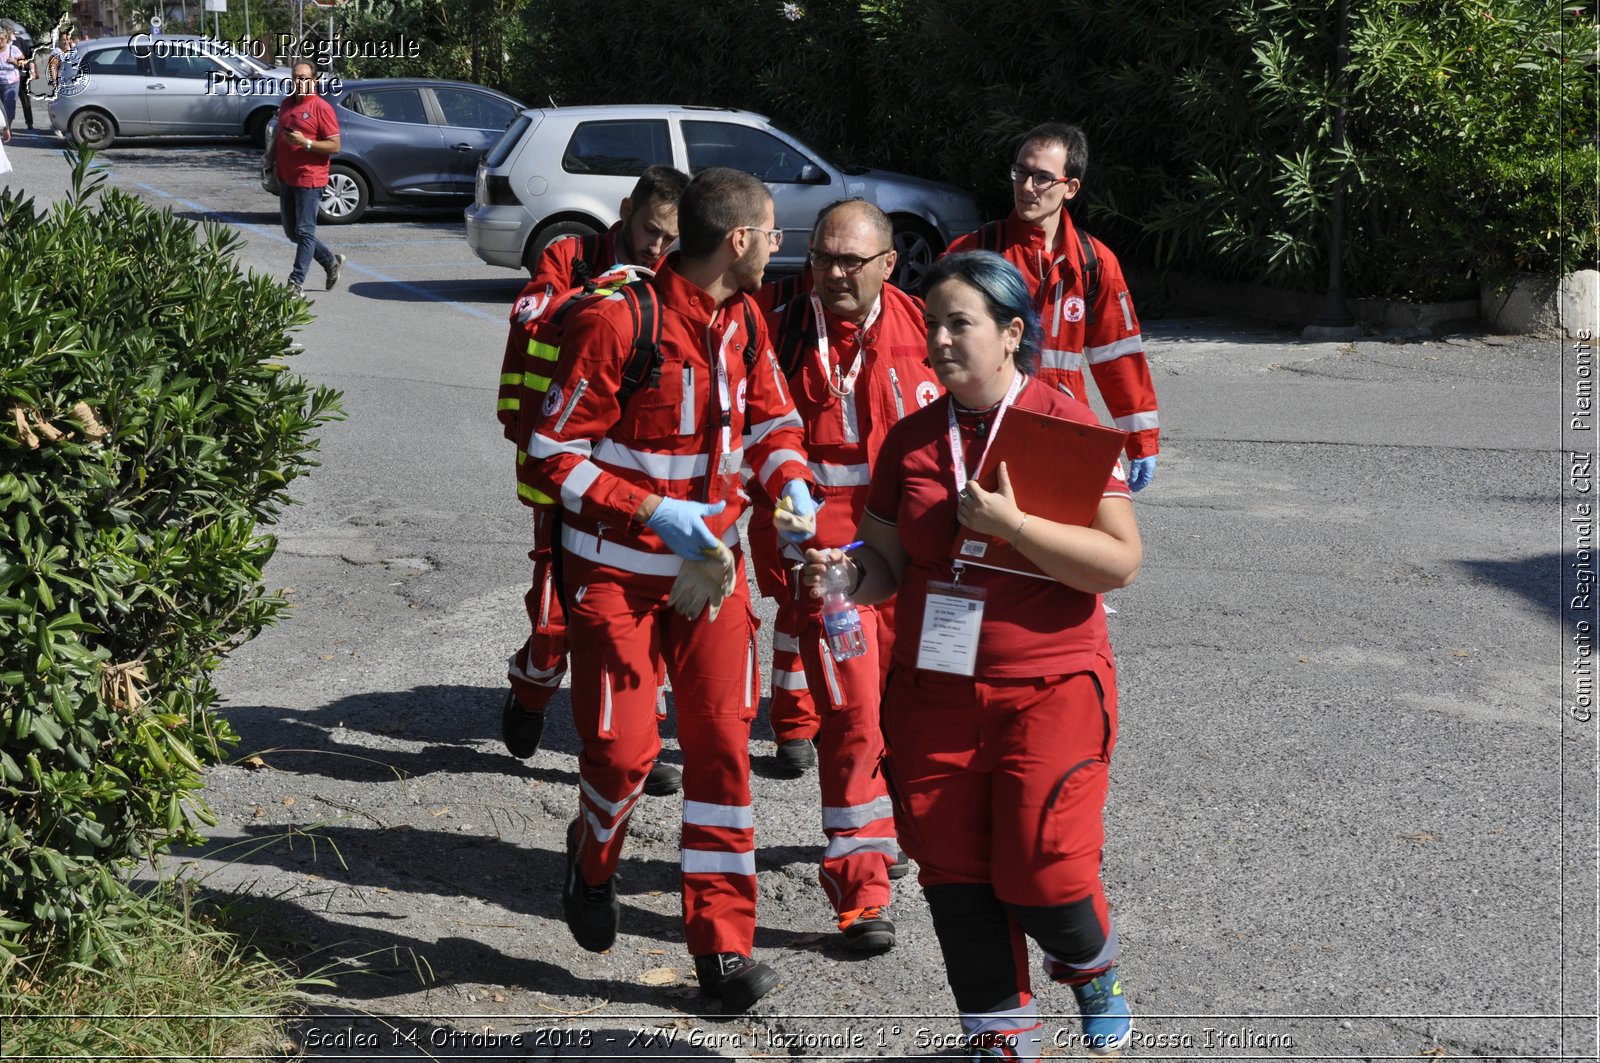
[274, 63, 345, 296]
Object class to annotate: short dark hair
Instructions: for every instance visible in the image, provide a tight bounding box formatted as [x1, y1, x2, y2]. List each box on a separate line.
[811, 197, 893, 248]
[630, 165, 690, 211]
[922, 251, 1042, 376]
[1017, 122, 1089, 184]
[677, 167, 771, 260]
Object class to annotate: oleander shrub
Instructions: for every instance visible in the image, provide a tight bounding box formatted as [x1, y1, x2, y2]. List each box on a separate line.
[0, 155, 343, 965]
[516, 0, 1596, 299]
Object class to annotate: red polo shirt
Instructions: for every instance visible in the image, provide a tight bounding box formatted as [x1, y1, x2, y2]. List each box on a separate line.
[275, 92, 339, 189]
[864, 375, 1130, 678]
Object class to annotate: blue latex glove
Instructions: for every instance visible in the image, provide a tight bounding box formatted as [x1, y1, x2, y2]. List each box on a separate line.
[778, 480, 819, 545]
[1128, 456, 1157, 492]
[646, 498, 726, 560]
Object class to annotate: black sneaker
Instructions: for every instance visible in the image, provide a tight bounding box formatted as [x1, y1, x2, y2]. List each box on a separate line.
[839, 905, 896, 952]
[888, 851, 912, 880]
[773, 738, 816, 777]
[644, 761, 682, 796]
[693, 952, 779, 1013]
[325, 253, 346, 291]
[500, 690, 545, 759]
[562, 820, 618, 953]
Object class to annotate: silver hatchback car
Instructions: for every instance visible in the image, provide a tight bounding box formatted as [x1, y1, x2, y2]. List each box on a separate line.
[49, 35, 291, 149]
[464, 104, 982, 290]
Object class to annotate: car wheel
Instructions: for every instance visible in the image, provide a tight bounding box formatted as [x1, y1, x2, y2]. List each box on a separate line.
[319, 165, 369, 225]
[890, 216, 942, 292]
[525, 218, 605, 274]
[68, 109, 116, 151]
[245, 109, 274, 148]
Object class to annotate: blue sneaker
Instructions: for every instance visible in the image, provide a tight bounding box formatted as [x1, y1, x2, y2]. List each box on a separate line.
[1071, 968, 1132, 1057]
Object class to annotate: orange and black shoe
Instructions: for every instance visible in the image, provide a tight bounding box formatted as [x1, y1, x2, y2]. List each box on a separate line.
[838, 905, 896, 952]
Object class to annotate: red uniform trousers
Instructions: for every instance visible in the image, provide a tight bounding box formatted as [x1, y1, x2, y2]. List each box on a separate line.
[507, 509, 567, 711]
[793, 590, 899, 916]
[881, 659, 1120, 1023]
[563, 555, 761, 957]
[747, 501, 817, 741]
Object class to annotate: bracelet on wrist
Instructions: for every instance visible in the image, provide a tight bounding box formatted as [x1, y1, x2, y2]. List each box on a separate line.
[1013, 513, 1030, 542]
[849, 555, 866, 596]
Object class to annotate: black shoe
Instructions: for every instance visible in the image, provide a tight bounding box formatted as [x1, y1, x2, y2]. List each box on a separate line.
[694, 952, 779, 1013]
[840, 906, 896, 952]
[888, 851, 912, 880]
[562, 820, 618, 953]
[643, 761, 682, 796]
[500, 690, 545, 759]
[773, 738, 816, 777]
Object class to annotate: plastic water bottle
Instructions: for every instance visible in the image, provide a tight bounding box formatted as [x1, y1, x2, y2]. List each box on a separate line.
[820, 560, 867, 661]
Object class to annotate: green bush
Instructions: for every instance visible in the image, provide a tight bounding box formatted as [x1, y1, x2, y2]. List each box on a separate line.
[0, 157, 342, 965]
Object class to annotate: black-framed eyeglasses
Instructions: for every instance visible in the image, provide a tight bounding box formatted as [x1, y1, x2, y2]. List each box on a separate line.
[1009, 165, 1068, 189]
[807, 249, 891, 275]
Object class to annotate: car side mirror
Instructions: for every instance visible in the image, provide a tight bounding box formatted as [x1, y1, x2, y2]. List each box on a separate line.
[799, 163, 828, 185]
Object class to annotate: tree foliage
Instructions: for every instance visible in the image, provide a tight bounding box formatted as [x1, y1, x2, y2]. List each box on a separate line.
[0, 156, 342, 965]
[514, 0, 1596, 299]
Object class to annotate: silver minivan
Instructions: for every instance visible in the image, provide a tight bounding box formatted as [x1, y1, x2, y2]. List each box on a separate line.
[464, 104, 983, 290]
[49, 35, 290, 149]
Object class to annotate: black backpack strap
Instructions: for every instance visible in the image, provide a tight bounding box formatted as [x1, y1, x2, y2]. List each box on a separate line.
[1076, 228, 1100, 327]
[768, 273, 803, 310]
[977, 220, 1005, 253]
[615, 281, 664, 410]
[739, 295, 760, 372]
[773, 294, 812, 380]
[571, 231, 602, 287]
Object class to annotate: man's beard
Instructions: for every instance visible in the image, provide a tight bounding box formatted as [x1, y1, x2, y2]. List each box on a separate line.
[734, 240, 764, 292]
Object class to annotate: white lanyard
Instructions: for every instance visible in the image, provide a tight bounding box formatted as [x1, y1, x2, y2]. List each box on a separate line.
[946, 370, 1025, 494]
[810, 292, 881, 398]
[710, 311, 737, 474]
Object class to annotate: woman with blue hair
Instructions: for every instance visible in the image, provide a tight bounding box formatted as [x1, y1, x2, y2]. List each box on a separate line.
[803, 251, 1142, 1060]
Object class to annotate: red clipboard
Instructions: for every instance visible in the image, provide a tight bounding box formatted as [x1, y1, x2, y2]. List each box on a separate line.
[949, 407, 1128, 578]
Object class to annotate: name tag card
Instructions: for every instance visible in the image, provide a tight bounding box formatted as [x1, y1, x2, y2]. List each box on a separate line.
[916, 581, 986, 676]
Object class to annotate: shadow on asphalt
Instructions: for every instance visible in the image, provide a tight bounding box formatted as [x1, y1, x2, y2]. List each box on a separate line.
[346, 278, 527, 303]
[1455, 552, 1564, 628]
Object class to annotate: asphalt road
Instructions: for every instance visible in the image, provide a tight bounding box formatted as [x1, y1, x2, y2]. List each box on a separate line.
[4, 133, 1595, 1062]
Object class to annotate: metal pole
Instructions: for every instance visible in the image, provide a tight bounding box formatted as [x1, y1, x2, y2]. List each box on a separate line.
[1304, 0, 1359, 339]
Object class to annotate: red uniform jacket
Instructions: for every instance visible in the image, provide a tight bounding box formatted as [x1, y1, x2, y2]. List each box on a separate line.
[944, 208, 1159, 459]
[751, 281, 942, 550]
[527, 257, 812, 583]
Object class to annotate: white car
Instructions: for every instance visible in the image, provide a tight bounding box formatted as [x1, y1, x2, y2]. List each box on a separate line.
[464, 104, 982, 290]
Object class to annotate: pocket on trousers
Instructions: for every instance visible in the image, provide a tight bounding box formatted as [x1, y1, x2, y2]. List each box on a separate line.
[1038, 757, 1108, 862]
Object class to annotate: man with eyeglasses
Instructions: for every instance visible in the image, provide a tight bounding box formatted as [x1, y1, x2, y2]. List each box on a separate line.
[526, 167, 815, 1013]
[944, 122, 1160, 490]
[274, 62, 346, 297]
[746, 199, 940, 953]
[496, 164, 690, 802]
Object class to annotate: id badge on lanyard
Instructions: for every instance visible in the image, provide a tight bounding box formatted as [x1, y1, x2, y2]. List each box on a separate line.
[914, 372, 1025, 677]
[916, 576, 985, 675]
